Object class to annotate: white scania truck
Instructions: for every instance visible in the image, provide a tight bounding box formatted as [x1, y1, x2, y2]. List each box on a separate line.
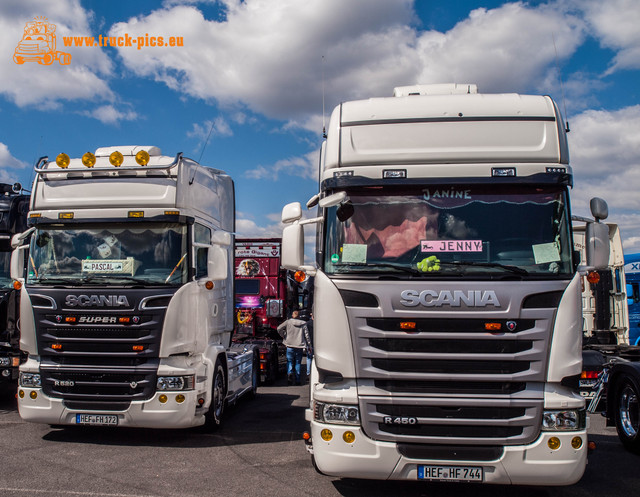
[11, 146, 257, 429]
[281, 85, 610, 484]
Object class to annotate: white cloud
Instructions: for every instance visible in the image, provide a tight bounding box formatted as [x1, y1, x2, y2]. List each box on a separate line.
[81, 104, 138, 125]
[0, 0, 114, 107]
[0, 142, 29, 184]
[246, 149, 319, 181]
[576, 0, 640, 74]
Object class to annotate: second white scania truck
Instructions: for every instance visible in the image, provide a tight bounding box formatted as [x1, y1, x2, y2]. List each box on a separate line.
[281, 84, 610, 484]
[12, 146, 257, 429]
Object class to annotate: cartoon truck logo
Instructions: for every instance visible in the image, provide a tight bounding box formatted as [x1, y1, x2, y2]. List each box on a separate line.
[14, 17, 71, 65]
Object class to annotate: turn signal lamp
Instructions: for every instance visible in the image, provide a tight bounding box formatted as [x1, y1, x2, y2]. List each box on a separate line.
[571, 437, 583, 449]
[82, 152, 96, 168]
[56, 153, 70, 168]
[12, 357, 19, 367]
[128, 211, 144, 218]
[205, 281, 214, 290]
[259, 353, 266, 360]
[59, 212, 74, 219]
[343, 431, 356, 444]
[485, 322, 502, 331]
[294, 270, 306, 283]
[320, 429, 333, 442]
[13, 280, 22, 290]
[548, 437, 561, 450]
[587, 271, 600, 284]
[109, 151, 124, 167]
[302, 432, 311, 441]
[135, 150, 150, 165]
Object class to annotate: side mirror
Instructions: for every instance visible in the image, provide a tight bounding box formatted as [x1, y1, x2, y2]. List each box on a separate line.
[590, 197, 609, 221]
[11, 245, 27, 281]
[207, 245, 228, 281]
[282, 223, 304, 270]
[282, 202, 302, 224]
[585, 221, 610, 270]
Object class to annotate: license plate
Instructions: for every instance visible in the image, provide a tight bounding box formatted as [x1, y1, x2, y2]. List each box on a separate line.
[76, 414, 118, 426]
[579, 379, 597, 388]
[418, 465, 483, 482]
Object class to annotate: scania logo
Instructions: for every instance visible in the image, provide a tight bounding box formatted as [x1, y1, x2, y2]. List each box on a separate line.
[399, 290, 500, 308]
[65, 295, 130, 308]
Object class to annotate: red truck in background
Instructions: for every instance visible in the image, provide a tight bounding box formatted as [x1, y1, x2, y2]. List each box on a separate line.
[232, 238, 302, 383]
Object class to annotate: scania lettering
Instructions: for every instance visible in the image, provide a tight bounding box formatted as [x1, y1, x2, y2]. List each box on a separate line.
[399, 289, 500, 307]
[11, 146, 258, 429]
[281, 85, 610, 485]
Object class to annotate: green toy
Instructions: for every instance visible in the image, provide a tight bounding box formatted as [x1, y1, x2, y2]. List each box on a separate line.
[417, 255, 441, 272]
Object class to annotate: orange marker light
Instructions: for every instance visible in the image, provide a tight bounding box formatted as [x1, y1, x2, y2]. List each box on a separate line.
[294, 270, 306, 283]
[485, 322, 502, 331]
[400, 321, 416, 330]
[587, 271, 600, 284]
[51, 344, 62, 350]
[132, 345, 144, 352]
[13, 280, 22, 290]
[65, 316, 77, 323]
[119, 317, 131, 323]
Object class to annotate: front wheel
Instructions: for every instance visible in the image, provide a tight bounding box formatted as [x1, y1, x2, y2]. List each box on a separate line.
[615, 377, 640, 453]
[204, 360, 226, 431]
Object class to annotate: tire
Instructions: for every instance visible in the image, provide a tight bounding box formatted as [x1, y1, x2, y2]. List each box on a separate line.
[13, 55, 24, 64]
[204, 359, 226, 431]
[615, 377, 640, 454]
[42, 53, 53, 65]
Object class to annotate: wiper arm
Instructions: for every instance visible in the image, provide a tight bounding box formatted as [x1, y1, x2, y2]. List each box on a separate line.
[33, 276, 86, 285]
[83, 274, 155, 286]
[334, 262, 421, 275]
[440, 261, 529, 276]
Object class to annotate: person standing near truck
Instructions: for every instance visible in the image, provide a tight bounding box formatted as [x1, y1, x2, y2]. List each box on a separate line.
[277, 310, 308, 385]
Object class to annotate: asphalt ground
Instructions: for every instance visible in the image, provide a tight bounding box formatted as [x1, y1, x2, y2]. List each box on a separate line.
[0, 376, 639, 497]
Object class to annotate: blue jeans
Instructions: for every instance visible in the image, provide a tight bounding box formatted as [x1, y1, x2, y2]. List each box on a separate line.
[306, 350, 313, 376]
[286, 347, 304, 383]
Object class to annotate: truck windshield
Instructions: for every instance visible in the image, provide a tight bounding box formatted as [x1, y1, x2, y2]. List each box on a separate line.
[27, 223, 188, 286]
[324, 185, 573, 278]
[0, 252, 12, 289]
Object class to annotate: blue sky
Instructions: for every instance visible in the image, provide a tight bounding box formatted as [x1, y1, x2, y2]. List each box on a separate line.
[1, 0, 639, 255]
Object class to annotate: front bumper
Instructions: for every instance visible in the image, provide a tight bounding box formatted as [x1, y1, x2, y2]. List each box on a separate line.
[17, 388, 204, 429]
[309, 420, 587, 485]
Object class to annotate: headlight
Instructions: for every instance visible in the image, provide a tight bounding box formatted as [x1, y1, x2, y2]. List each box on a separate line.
[542, 409, 586, 431]
[157, 375, 194, 391]
[19, 372, 41, 388]
[0, 358, 10, 367]
[314, 401, 360, 425]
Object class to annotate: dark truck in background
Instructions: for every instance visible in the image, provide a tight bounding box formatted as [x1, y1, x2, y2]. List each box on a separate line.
[0, 183, 29, 391]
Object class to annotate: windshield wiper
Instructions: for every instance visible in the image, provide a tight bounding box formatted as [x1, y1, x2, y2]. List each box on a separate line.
[83, 274, 156, 286]
[32, 275, 86, 285]
[334, 262, 421, 275]
[439, 261, 529, 276]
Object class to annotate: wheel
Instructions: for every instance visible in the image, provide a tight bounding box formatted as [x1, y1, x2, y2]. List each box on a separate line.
[615, 377, 640, 454]
[42, 53, 53, 65]
[13, 55, 24, 64]
[204, 360, 226, 430]
[59, 53, 71, 65]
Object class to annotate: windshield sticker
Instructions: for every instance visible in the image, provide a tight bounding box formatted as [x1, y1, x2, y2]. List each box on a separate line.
[532, 243, 561, 264]
[417, 256, 441, 272]
[421, 240, 483, 252]
[331, 253, 340, 263]
[342, 244, 367, 263]
[82, 257, 138, 274]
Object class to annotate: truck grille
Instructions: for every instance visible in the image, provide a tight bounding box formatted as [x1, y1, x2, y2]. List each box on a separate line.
[345, 294, 558, 446]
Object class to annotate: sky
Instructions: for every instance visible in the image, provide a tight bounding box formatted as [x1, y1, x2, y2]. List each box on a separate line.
[1, 0, 639, 258]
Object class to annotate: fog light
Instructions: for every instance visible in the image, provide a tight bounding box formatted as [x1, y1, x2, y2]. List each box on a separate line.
[548, 437, 561, 450]
[343, 431, 356, 444]
[175, 394, 186, 404]
[571, 436, 583, 449]
[1, 369, 9, 377]
[159, 394, 168, 404]
[18, 390, 24, 398]
[30, 391, 37, 400]
[321, 429, 333, 441]
[109, 151, 124, 167]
